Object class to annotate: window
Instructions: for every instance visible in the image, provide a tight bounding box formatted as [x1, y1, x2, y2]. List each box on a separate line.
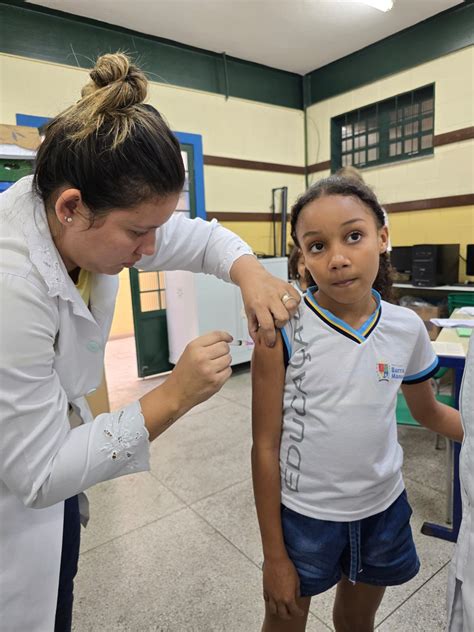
[331, 85, 434, 171]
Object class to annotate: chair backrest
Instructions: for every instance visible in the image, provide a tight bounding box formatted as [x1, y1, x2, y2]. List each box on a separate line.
[448, 293, 474, 315]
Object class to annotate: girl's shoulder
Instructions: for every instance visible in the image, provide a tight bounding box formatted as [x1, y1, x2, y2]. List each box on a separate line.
[380, 300, 426, 335]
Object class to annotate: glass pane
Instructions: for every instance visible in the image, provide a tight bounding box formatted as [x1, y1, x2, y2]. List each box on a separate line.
[181, 151, 188, 170]
[368, 132, 379, 146]
[405, 121, 419, 135]
[367, 117, 377, 130]
[354, 150, 366, 165]
[421, 116, 433, 132]
[342, 124, 352, 138]
[404, 138, 419, 153]
[354, 121, 366, 134]
[389, 142, 402, 157]
[421, 134, 433, 149]
[182, 174, 189, 192]
[139, 271, 159, 292]
[140, 291, 160, 312]
[421, 99, 433, 113]
[176, 190, 190, 211]
[367, 147, 379, 162]
[159, 271, 166, 288]
[389, 126, 402, 140]
[404, 103, 420, 118]
[345, 153, 353, 166]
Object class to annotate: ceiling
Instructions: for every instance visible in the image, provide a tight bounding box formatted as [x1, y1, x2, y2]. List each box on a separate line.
[27, 0, 463, 75]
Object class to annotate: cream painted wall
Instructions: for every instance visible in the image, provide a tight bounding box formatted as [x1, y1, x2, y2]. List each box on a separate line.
[306, 46, 474, 202]
[0, 54, 304, 168]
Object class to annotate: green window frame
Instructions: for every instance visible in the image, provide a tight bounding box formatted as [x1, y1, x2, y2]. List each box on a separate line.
[331, 85, 435, 172]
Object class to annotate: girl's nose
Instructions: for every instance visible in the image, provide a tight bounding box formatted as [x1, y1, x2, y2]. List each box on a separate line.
[329, 253, 350, 270]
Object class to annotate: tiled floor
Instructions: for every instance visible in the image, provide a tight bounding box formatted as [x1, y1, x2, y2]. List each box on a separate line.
[73, 336, 455, 631]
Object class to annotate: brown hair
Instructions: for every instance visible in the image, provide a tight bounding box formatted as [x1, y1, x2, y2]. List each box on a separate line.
[34, 52, 185, 216]
[288, 244, 316, 288]
[290, 176, 393, 302]
[335, 165, 365, 184]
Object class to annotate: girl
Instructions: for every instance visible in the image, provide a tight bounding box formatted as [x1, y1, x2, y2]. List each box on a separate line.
[251, 176, 463, 632]
[0, 53, 299, 632]
[288, 245, 315, 294]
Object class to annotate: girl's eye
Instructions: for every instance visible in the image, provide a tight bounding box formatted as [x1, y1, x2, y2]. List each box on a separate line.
[309, 243, 324, 253]
[130, 229, 146, 237]
[347, 231, 362, 243]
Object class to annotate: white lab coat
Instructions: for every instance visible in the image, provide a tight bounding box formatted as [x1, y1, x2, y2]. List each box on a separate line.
[446, 335, 474, 631]
[0, 177, 253, 631]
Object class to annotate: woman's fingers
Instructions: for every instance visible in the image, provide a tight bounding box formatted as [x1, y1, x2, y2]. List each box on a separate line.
[244, 280, 301, 346]
[197, 330, 233, 347]
[206, 340, 232, 361]
[168, 331, 234, 412]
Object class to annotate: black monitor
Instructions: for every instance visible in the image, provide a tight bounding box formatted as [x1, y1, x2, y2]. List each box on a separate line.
[390, 246, 412, 274]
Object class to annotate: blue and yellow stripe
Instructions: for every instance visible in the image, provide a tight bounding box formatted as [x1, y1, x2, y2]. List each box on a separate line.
[304, 289, 382, 344]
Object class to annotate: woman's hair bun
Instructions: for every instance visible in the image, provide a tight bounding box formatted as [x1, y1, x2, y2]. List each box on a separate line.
[81, 52, 148, 109]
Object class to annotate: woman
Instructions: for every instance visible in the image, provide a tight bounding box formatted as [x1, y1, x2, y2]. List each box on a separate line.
[446, 334, 473, 631]
[0, 53, 299, 631]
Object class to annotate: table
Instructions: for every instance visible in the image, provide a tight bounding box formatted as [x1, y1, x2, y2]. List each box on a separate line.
[394, 284, 474, 293]
[422, 309, 472, 543]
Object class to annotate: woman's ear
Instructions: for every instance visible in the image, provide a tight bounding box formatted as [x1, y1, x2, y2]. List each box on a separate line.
[54, 188, 86, 226]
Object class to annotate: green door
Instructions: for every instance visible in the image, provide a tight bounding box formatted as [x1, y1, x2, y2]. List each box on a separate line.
[129, 144, 196, 377]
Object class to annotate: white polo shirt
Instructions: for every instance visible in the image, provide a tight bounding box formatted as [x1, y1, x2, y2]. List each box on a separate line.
[280, 289, 439, 522]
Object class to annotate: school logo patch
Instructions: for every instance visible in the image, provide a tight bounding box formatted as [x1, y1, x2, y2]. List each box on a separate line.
[377, 362, 405, 382]
[377, 362, 390, 382]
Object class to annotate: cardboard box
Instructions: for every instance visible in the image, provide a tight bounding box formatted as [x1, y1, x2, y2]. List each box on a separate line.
[406, 304, 443, 340]
[0, 124, 41, 151]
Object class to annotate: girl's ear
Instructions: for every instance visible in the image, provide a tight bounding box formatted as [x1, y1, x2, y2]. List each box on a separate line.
[378, 225, 389, 254]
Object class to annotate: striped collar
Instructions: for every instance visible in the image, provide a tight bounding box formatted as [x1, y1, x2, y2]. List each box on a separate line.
[304, 288, 382, 344]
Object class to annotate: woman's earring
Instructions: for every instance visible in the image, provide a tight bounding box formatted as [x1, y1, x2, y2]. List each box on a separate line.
[65, 216, 73, 223]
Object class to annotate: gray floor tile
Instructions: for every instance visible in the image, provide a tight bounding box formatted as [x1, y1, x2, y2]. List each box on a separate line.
[398, 426, 448, 495]
[149, 401, 252, 504]
[192, 478, 262, 567]
[74, 508, 267, 631]
[81, 471, 185, 553]
[376, 563, 450, 632]
[218, 366, 252, 408]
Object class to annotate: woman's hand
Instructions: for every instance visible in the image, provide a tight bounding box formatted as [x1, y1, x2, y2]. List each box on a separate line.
[167, 330, 233, 413]
[230, 255, 300, 346]
[140, 331, 233, 440]
[263, 556, 304, 620]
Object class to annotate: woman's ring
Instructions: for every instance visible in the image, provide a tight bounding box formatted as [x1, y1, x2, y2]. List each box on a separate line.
[281, 293, 297, 305]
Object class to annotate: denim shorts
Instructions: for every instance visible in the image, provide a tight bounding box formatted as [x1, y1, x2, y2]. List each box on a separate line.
[281, 490, 420, 597]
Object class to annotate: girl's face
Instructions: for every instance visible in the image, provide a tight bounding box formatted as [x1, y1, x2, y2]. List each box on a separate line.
[295, 194, 388, 308]
[52, 190, 180, 274]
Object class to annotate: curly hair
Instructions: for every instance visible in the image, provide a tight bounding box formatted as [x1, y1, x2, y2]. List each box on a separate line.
[290, 175, 393, 302]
